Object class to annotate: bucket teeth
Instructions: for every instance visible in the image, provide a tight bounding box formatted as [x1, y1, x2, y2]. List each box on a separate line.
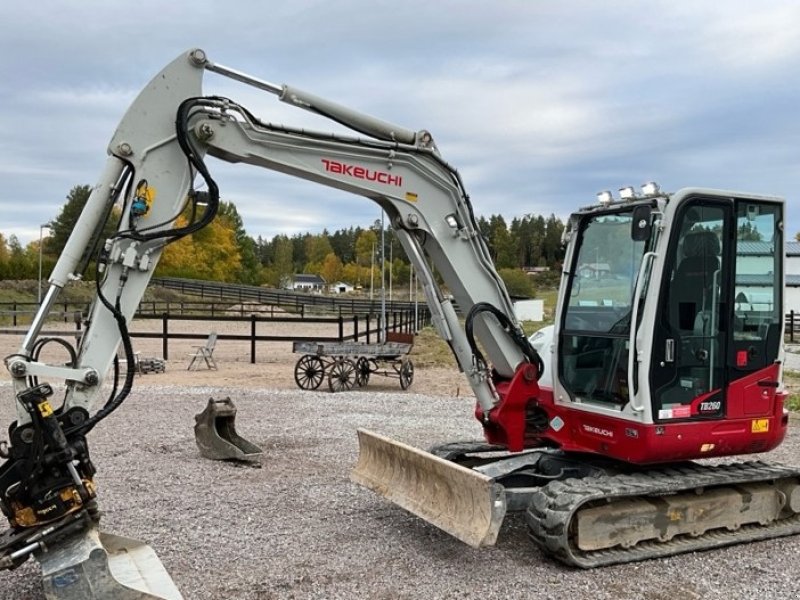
[194, 398, 262, 463]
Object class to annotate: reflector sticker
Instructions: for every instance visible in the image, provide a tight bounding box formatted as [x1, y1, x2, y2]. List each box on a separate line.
[659, 405, 691, 419]
[751, 419, 769, 433]
[700, 443, 715, 452]
[737, 350, 748, 367]
[550, 416, 564, 432]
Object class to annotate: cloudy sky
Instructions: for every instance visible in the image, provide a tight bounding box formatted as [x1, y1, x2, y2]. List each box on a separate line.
[3, 1, 800, 246]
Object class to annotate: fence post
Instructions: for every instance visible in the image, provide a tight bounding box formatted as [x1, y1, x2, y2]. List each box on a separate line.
[64, 302, 68, 323]
[12, 302, 16, 327]
[792, 310, 796, 343]
[162, 313, 169, 360]
[338, 315, 344, 342]
[354, 315, 359, 341]
[250, 314, 256, 364]
[366, 314, 371, 343]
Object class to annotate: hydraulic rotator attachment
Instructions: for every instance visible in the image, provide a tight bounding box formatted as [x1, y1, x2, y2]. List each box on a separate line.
[194, 398, 263, 463]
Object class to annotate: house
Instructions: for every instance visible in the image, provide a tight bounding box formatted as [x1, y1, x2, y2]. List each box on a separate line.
[577, 263, 611, 279]
[287, 274, 326, 292]
[785, 242, 800, 313]
[329, 281, 355, 294]
[737, 241, 800, 313]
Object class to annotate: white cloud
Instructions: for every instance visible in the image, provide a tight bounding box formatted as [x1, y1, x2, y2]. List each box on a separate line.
[4, 0, 800, 246]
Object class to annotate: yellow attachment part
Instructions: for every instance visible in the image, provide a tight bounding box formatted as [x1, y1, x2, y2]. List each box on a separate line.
[351, 428, 507, 548]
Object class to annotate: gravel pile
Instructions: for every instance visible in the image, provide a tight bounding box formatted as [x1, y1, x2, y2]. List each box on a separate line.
[1, 382, 800, 600]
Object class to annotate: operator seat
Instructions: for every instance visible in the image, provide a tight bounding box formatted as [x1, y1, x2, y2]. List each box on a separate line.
[670, 230, 721, 332]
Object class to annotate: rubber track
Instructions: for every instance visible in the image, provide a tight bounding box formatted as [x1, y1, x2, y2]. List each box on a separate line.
[525, 461, 800, 568]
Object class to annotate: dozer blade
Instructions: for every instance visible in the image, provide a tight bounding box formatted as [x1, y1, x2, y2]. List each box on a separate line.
[38, 525, 182, 599]
[194, 397, 263, 463]
[350, 429, 507, 547]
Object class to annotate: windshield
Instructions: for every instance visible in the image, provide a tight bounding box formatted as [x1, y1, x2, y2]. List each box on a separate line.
[559, 209, 652, 407]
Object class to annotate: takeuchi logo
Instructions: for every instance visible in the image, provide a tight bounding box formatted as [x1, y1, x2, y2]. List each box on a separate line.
[582, 424, 614, 438]
[321, 159, 402, 186]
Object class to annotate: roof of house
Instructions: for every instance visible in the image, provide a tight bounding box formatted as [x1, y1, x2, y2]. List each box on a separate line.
[737, 241, 776, 255]
[725, 242, 800, 255]
[293, 274, 326, 284]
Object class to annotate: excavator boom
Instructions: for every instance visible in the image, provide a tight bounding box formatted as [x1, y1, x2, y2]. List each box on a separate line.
[2, 47, 796, 600]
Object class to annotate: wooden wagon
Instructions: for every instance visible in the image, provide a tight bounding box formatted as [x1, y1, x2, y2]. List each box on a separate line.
[292, 332, 414, 392]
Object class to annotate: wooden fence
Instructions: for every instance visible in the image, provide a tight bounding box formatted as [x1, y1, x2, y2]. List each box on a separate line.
[0, 308, 428, 364]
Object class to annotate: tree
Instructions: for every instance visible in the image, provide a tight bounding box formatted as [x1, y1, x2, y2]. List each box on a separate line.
[485, 215, 515, 268]
[738, 221, 762, 241]
[44, 184, 121, 277]
[320, 252, 344, 284]
[272, 235, 294, 287]
[6, 235, 34, 279]
[0, 233, 9, 279]
[305, 233, 334, 265]
[498, 268, 535, 298]
[156, 209, 242, 281]
[355, 229, 377, 268]
[218, 201, 261, 284]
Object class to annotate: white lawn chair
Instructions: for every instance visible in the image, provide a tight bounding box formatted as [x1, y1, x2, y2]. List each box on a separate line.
[187, 331, 218, 370]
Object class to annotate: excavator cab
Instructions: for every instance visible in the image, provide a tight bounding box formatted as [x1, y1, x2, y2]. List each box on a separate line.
[354, 188, 799, 567]
[549, 190, 786, 463]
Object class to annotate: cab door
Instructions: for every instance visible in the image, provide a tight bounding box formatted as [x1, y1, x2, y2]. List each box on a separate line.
[649, 197, 783, 422]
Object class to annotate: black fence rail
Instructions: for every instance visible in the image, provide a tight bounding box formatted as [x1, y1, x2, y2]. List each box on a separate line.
[786, 311, 800, 343]
[0, 298, 430, 327]
[150, 276, 426, 316]
[0, 309, 428, 365]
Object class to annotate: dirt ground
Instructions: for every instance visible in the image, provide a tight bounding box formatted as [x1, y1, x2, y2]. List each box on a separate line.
[1, 316, 468, 398]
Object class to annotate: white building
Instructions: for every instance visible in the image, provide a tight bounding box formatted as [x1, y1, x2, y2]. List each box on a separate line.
[286, 274, 326, 292]
[329, 281, 355, 294]
[739, 241, 800, 314]
[785, 242, 800, 314]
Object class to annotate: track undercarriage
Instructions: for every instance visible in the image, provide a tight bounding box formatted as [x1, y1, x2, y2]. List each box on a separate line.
[352, 430, 800, 568]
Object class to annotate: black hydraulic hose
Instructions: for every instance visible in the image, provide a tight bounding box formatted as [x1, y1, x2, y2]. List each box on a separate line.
[465, 302, 545, 380]
[66, 97, 227, 434]
[65, 271, 135, 436]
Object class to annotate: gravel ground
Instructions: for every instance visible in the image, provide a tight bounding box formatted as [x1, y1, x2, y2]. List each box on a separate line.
[1, 322, 800, 599]
[1, 378, 800, 600]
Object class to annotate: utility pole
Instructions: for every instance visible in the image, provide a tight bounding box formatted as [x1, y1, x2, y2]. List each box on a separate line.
[380, 210, 386, 343]
[37, 224, 50, 304]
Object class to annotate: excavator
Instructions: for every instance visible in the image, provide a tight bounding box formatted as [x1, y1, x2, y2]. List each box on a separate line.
[0, 48, 797, 598]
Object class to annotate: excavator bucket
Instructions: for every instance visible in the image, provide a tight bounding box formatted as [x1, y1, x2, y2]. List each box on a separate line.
[38, 525, 182, 599]
[193, 398, 263, 463]
[350, 429, 507, 547]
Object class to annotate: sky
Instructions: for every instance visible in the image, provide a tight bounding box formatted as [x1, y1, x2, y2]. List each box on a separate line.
[2, 1, 800, 247]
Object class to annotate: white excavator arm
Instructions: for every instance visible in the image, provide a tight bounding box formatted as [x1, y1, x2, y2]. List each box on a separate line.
[0, 49, 541, 598]
[9, 48, 538, 424]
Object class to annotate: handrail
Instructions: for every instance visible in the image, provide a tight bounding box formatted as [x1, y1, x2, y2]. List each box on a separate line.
[627, 251, 657, 413]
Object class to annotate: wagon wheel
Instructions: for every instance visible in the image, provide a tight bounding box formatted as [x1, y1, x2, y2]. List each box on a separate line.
[399, 359, 414, 390]
[294, 355, 325, 390]
[355, 357, 372, 387]
[328, 358, 357, 392]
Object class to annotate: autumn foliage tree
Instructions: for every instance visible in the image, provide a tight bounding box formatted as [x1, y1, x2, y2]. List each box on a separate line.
[156, 208, 242, 282]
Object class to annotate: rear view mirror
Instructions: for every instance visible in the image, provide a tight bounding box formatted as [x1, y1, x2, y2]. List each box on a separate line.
[631, 205, 652, 241]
